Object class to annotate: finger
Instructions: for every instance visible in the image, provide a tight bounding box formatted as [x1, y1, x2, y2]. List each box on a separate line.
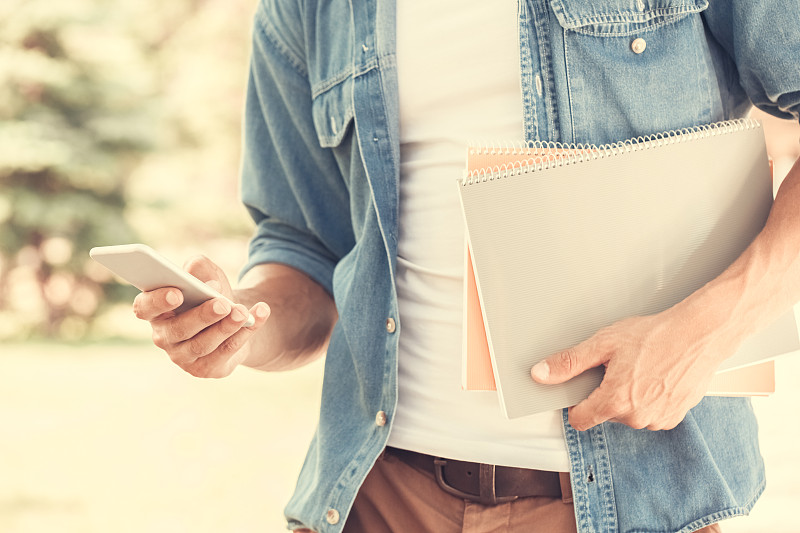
[646, 415, 685, 432]
[183, 328, 255, 378]
[175, 301, 269, 361]
[605, 416, 649, 430]
[245, 301, 271, 328]
[133, 288, 184, 322]
[531, 340, 607, 385]
[568, 386, 620, 431]
[151, 297, 232, 357]
[172, 303, 248, 362]
[183, 255, 232, 296]
[178, 303, 271, 377]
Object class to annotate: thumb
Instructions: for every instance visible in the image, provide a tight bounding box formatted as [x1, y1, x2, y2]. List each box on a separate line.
[531, 342, 605, 385]
[205, 279, 223, 293]
[183, 255, 233, 297]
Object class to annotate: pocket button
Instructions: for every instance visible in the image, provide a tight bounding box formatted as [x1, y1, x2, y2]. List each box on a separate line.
[326, 509, 340, 525]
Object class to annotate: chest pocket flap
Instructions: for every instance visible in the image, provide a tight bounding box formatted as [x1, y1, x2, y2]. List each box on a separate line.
[550, 0, 708, 33]
[312, 77, 355, 148]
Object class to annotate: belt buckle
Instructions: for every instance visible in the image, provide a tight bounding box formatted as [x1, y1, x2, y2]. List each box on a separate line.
[433, 458, 518, 506]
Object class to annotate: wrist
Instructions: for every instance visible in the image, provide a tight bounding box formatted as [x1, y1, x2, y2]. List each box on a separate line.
[232, 266, 336, 372]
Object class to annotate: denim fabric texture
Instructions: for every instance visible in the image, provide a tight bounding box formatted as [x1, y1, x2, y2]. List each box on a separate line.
[239, 0, 800, 531]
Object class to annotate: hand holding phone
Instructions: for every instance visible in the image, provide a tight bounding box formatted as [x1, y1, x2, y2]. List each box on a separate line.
[90, 243, 255, 327]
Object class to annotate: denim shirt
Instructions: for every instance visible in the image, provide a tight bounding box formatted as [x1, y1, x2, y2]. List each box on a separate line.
[240, 1, 800, 532]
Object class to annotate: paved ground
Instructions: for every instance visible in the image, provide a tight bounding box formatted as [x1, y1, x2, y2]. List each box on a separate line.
[1, 342, 798, 532]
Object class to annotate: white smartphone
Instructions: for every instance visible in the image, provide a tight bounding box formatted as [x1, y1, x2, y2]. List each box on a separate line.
[89, 243, 255, 327]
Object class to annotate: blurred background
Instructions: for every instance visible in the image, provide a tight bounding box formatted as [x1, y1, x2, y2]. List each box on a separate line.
[1, 0, 799, 531]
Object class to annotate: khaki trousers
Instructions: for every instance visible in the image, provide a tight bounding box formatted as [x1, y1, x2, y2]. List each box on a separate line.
[296, 450, 724, 533]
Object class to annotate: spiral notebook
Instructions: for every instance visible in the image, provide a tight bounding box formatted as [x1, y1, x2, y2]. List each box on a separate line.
[457, 119, 799, 419]
[463, 245, 777, 397]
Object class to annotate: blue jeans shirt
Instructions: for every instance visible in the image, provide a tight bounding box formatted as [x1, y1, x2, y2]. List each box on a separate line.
[240, 0, 800, 531]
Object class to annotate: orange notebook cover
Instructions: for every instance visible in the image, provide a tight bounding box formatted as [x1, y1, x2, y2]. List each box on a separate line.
[461, 145, 777, 397]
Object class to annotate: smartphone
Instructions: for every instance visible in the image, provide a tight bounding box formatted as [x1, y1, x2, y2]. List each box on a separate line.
[89, 243, 255, 327]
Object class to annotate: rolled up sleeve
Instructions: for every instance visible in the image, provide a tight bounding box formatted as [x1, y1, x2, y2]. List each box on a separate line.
[240, 1, 354, 295]
[704, 2, 800, 123]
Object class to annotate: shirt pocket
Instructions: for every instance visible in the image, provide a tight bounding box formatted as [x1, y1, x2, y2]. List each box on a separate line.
[311, 76, 355, 148]
[549, 0, 717, 145]
[310, 74, 373, 243]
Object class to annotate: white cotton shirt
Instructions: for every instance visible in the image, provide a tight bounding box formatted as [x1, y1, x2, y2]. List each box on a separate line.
[386, 0, 571, 471]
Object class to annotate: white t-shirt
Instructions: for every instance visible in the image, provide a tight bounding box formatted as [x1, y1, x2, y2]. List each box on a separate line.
[386, 0, 570, 471]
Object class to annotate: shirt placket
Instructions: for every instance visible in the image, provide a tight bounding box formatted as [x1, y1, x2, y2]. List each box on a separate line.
[519, 0, 561, 143]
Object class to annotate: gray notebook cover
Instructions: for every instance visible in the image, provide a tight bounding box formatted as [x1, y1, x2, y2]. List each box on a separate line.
[458, 119, 799, 419]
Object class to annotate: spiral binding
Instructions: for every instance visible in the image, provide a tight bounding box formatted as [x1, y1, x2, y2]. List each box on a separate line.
[461, 118, 760, 186]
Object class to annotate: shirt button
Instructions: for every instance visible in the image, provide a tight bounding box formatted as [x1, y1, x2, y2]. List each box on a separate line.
[631, 38, 647, 54]
[385, 317, 396, 333]
[326, 508, 340, 525]
[375, 410, 387, 427]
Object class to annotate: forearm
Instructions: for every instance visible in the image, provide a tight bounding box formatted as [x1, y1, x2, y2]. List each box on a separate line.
[670, 156, 800, 359]
[236, 263, 338, 372]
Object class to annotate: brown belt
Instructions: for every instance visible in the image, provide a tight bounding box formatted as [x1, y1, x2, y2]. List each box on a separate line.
[384, 446, 570, 506]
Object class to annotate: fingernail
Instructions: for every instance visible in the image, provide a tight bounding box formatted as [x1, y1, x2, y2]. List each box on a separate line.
[255, 302, 269, 318]
[231, 307, 246, 322]
[166, 291, 180, 306]
[531, 361, 550, 381]
[213, 299, 230, 315]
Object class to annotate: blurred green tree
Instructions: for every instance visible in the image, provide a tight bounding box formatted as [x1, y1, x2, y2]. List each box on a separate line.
[0, 0, 154, 338]
[0, 0, 265, 340]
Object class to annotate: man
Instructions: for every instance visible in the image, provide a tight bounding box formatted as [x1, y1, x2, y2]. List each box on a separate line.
[133, 0, 800, 531]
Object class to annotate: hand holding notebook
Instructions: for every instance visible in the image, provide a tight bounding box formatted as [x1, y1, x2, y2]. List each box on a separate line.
[530, 311, 740, 431]
[458, 119, 799, 419]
